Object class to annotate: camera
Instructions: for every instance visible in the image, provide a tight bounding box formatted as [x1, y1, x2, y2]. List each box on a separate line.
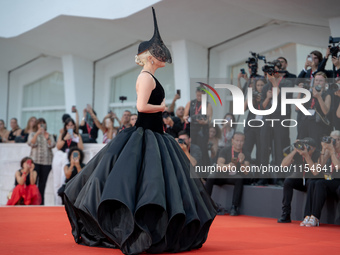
[245, 52, 267, 77]
[262, 63, 276, 76]
[191, 114, 207, 123]
[293, 141, 310, 151]
[302, 79, 312, 90]
[178, 138, 186, 145]
[329, 36, 340, 57]
[119, 96, 127, 102]
[322, 136, 336, 145]
[314, 85, 322, 92]
[253, 90, 261, 100]
[329, 83, 340, 91]
[262, 60, 283, 76]
[162, 111, 171, 118]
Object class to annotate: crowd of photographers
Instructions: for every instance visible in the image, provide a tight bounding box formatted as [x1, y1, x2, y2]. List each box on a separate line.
[183, 39, 340, 222]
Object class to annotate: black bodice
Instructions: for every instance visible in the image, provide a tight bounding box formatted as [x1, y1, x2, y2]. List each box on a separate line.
[135, 72, 165, 134]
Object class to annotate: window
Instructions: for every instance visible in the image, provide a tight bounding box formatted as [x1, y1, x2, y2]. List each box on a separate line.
[21, 72, 65, 136]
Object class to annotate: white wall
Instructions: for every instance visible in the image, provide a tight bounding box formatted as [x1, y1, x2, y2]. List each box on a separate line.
[8, 56, 63, 128]
[0, 70, 8, 122]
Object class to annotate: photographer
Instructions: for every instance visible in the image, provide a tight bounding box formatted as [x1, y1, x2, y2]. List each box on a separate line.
[54, 118, 83, 205]
[58, 147, 85, 204]
[184, 86, 212, 166]
[259, 60, 293, 185]
[176, 131, 202, 167]
[86, 105, 119, 143]
[7, 157, 41, 205]
[301, 131, 340, 227]
[78, 105, 100, 143]
[237, 54, 264, 95]
[298, 51, 323, 79]
[243, 78, 266, 167]
[277, 138, 320, 223]
[7, 118, 22, 143]
[28, 118, 56, 205]
[162, 111, 182, 138]
[298, 72, 332, 149]
[219, 113, 235, 148]
[313, 44, 340, 78]
[277, 57, 296, 79]
[119, 110, 131, 131]
[205, 132, 250, 216]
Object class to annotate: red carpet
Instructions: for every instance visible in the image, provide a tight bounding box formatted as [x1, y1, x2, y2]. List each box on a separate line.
[0, 206, 339, 255]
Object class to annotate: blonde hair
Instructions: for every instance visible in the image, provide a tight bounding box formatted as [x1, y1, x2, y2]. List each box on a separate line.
[135, 51, 152, 66]
[315, 71, 327, 80]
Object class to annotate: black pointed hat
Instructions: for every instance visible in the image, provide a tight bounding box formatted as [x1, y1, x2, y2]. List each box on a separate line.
[137, 7, 172, 63]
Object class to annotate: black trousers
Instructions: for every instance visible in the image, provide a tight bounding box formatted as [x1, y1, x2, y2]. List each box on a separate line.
[282, 177, 311, 214]
[35, 163, 52, 205]
[310, 179, 340, 219]
[259, 118, 290, 183]
[244, 127, 261, 166]
[205, 175, 244, 207]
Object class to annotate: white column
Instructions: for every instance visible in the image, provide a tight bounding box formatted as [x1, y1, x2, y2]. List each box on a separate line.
[171, 40, 208, 108]
[0, 70, 8, 122]
[61, 55, 93, 117]
[171, 40, 191, 108]
[329, 17, 340, 36]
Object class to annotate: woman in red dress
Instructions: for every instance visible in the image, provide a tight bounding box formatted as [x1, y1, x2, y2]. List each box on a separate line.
[7, 157, 41, 205]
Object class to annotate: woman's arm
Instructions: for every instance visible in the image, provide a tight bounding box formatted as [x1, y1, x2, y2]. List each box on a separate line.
[77, 134, 84, 150]
[16, 170, 26, 185]
[56, 132, 65, 150]
[88, 107, 106, 133]
[136, 73, 165, 113]
[316, 93, 331, 116]
[29, 167, 37, 185]
[64, 164, 74, 179]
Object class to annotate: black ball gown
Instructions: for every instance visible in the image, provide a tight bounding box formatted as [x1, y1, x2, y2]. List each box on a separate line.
[63, 72, 217, 255]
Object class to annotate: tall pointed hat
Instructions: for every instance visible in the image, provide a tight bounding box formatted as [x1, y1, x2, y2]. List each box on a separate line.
[137, 7, 172, 63]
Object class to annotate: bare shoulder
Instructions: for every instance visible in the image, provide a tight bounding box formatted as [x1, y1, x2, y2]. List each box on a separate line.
[136, 72, 156, 91]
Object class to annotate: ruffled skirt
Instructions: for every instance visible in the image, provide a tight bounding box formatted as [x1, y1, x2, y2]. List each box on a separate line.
[64, 127, 216, 255]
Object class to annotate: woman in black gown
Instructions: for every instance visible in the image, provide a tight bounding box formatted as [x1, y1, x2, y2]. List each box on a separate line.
[63, 8, 216, 255]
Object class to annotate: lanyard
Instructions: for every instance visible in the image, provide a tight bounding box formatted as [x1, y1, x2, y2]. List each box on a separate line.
[310, 98, 316, 109]
[66, 139, 72, 148]
[86, 123, 92, 138]
[271, 77, 282, 91]
[231, 146, 242, 162]
[195, 102, 202, 115]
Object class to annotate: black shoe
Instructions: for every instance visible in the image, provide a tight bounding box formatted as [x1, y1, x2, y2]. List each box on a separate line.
[230, 205, 239, 216]
[256, 179, 268, 186]
[215, 203, 227, 215]
[277, 213, 291, 223]
[275, 180, 284, 187]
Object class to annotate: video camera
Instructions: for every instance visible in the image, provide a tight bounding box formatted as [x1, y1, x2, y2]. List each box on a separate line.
[245, 51, 266, 77]
[329, 36, 340, 57]
[262, 60, 287, 76]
